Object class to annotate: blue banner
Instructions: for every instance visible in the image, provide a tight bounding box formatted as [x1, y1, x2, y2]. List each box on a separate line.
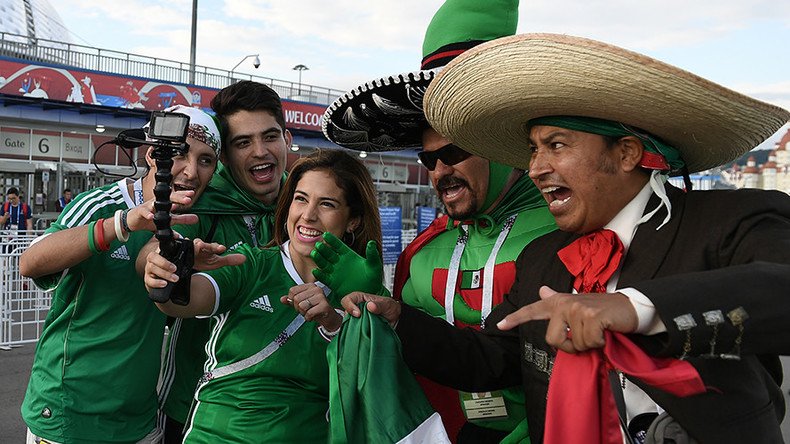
[417, 206, 437, 232]
[379, 207, 403, 265]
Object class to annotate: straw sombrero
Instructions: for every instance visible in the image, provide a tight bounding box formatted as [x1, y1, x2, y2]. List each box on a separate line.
[322, 0, 519, 152]
[424, 33, 790, 173]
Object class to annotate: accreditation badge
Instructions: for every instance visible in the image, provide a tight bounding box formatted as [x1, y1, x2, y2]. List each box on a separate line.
[460, 390, 508, 420]
[7, 224, 19, 241]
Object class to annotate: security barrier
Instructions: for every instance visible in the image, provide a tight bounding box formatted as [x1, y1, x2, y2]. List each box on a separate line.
[0, 230, 48, 348]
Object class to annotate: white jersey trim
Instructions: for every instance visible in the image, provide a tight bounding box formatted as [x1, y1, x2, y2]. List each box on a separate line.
[193, 273, 220, 318]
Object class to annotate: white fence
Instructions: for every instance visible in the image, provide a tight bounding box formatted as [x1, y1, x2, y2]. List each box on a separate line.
[0, 230, 49, 348]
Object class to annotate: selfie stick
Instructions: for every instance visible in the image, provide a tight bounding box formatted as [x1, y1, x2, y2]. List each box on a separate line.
[146, 112, 195, 305]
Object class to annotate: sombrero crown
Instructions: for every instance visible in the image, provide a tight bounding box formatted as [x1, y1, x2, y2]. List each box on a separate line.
[322, 0, 518, 152]
[424, 33, 790, 173]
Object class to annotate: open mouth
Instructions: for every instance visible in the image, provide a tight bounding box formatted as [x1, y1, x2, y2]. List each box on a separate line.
[437, 177, 469, 202]
[440, 184, 467, 201]
[250, 163, 275, 183]
[173, 183, 196, 193]
[296, 226, 322, 241]
[541, 186, 572, 208]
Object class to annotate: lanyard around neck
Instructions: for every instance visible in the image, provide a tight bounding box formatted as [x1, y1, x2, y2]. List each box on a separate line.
[9, 204, 22, 225]
[443, 214, 518, 328]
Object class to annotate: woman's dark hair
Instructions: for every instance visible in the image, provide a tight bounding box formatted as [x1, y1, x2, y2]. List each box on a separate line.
[271, 150, 382, 257]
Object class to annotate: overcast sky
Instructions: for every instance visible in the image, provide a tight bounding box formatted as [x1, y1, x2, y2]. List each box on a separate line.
[53, 0, 790, 149]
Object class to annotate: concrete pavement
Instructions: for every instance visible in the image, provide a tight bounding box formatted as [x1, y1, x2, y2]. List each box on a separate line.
[1, 347, 789, 442]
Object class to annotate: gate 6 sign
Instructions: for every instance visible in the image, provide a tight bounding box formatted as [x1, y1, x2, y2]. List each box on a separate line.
[366, 163, 409, 183]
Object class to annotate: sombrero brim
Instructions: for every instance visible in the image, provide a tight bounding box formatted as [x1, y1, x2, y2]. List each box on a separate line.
[424, 33, 790, 173]
[322, 70, 437, 152]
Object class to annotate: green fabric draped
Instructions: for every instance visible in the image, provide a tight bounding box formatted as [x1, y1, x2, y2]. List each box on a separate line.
[327, 306, 446, 443]
[527, 116, 685, 173]
[189, 163, 285, 243]
[190, 163, 281, 215]
[481, 160, 512, 212]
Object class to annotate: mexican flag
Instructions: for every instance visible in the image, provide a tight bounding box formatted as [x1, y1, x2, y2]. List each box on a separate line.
[327, 305, 450, 443]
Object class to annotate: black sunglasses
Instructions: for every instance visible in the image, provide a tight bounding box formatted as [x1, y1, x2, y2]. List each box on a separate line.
[417, 143, 473, 171]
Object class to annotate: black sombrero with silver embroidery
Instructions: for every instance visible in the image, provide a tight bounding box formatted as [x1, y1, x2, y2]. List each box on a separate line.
[322, 0, 520, 152]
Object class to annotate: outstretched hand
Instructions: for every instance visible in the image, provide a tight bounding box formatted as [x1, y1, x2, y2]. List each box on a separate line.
[191, 238, 246, 271]
[143, 238, 245, 291]
[496, 285, 639, 354]
[311, 232, 384, 297]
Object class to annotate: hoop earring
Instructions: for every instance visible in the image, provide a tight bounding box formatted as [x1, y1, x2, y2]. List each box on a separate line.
[344, 230, 356, 246]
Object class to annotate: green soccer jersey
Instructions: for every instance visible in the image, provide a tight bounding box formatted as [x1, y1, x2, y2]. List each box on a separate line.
[161, 213, 270, 424]
[182, 243, 333, 443]
[21, 179, 166, 443]
[401, 207, 555, 434]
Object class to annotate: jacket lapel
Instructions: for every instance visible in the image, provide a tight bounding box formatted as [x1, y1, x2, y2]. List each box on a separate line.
[618, 184, 686, 288]
[546, 232, 580, 293]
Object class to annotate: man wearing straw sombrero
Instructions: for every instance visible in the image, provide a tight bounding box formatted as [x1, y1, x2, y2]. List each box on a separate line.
[321, 1, 556, 442]
[341, 33, 790, 443]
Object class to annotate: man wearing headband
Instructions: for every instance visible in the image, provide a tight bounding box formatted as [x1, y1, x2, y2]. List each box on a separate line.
[342, 34, 790, 443]
[20, 105, 220, 444]
[322, 1, 554, 442]
[138, 81, 292, 443]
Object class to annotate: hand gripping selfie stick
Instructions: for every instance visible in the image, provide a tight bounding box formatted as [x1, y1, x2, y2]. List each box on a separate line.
[145, 111, 195, 305]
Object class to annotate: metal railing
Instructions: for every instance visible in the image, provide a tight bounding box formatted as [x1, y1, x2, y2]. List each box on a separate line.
[0, 230, 49, 348]
[0, 31, 346, 105]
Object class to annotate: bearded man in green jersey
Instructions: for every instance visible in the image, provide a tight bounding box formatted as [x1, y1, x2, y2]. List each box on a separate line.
[19, 105, 220, 444]
[321, 1, 556, 442]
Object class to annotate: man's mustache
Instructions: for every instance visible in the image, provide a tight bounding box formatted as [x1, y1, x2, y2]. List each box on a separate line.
[436, 176, 469, 191]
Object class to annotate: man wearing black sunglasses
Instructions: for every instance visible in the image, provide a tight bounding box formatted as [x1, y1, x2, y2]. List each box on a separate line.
[321, 2, 558, 442]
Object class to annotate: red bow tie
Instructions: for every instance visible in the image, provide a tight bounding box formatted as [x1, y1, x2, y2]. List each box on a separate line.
[558, 229, 624, 293]
[545, 229, 705, 444]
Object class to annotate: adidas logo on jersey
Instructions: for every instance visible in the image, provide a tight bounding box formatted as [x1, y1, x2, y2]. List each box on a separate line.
[250, 295, 274, 312]
[110, 245, 131, 261]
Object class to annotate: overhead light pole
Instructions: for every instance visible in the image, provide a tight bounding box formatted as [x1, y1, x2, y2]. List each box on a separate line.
[292, 64, 309, 95]
[230, 54, 261, 81]
[189, 0, 198, 84]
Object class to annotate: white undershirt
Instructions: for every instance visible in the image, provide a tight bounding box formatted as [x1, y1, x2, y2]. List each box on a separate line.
[605, 182, 667, 335]
[600, 181, 667, 431]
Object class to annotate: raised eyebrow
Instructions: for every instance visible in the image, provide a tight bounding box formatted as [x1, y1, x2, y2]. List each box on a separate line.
[262, 127, 283, 137]
[228, 126, 282, 145]
[228, 134, 250, 145]
[533, 129, 570, 146]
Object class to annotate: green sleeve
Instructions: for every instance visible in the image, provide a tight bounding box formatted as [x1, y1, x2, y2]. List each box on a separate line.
[202, 244, 258, 313]
[31, 222, 76, 291]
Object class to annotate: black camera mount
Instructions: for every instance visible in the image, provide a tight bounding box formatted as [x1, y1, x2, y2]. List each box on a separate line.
[108, 111, 195, 305]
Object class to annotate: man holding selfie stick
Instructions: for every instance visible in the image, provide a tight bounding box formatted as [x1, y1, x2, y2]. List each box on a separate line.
[19, 106, 221, 444]
[141, 81, 293, 443]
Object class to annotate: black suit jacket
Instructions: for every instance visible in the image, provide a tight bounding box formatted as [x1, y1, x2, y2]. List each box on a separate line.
[398, 185, 790, 443]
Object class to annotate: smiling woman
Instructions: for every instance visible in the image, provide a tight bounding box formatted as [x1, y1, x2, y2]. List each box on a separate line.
[143, 149, 383, 443]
